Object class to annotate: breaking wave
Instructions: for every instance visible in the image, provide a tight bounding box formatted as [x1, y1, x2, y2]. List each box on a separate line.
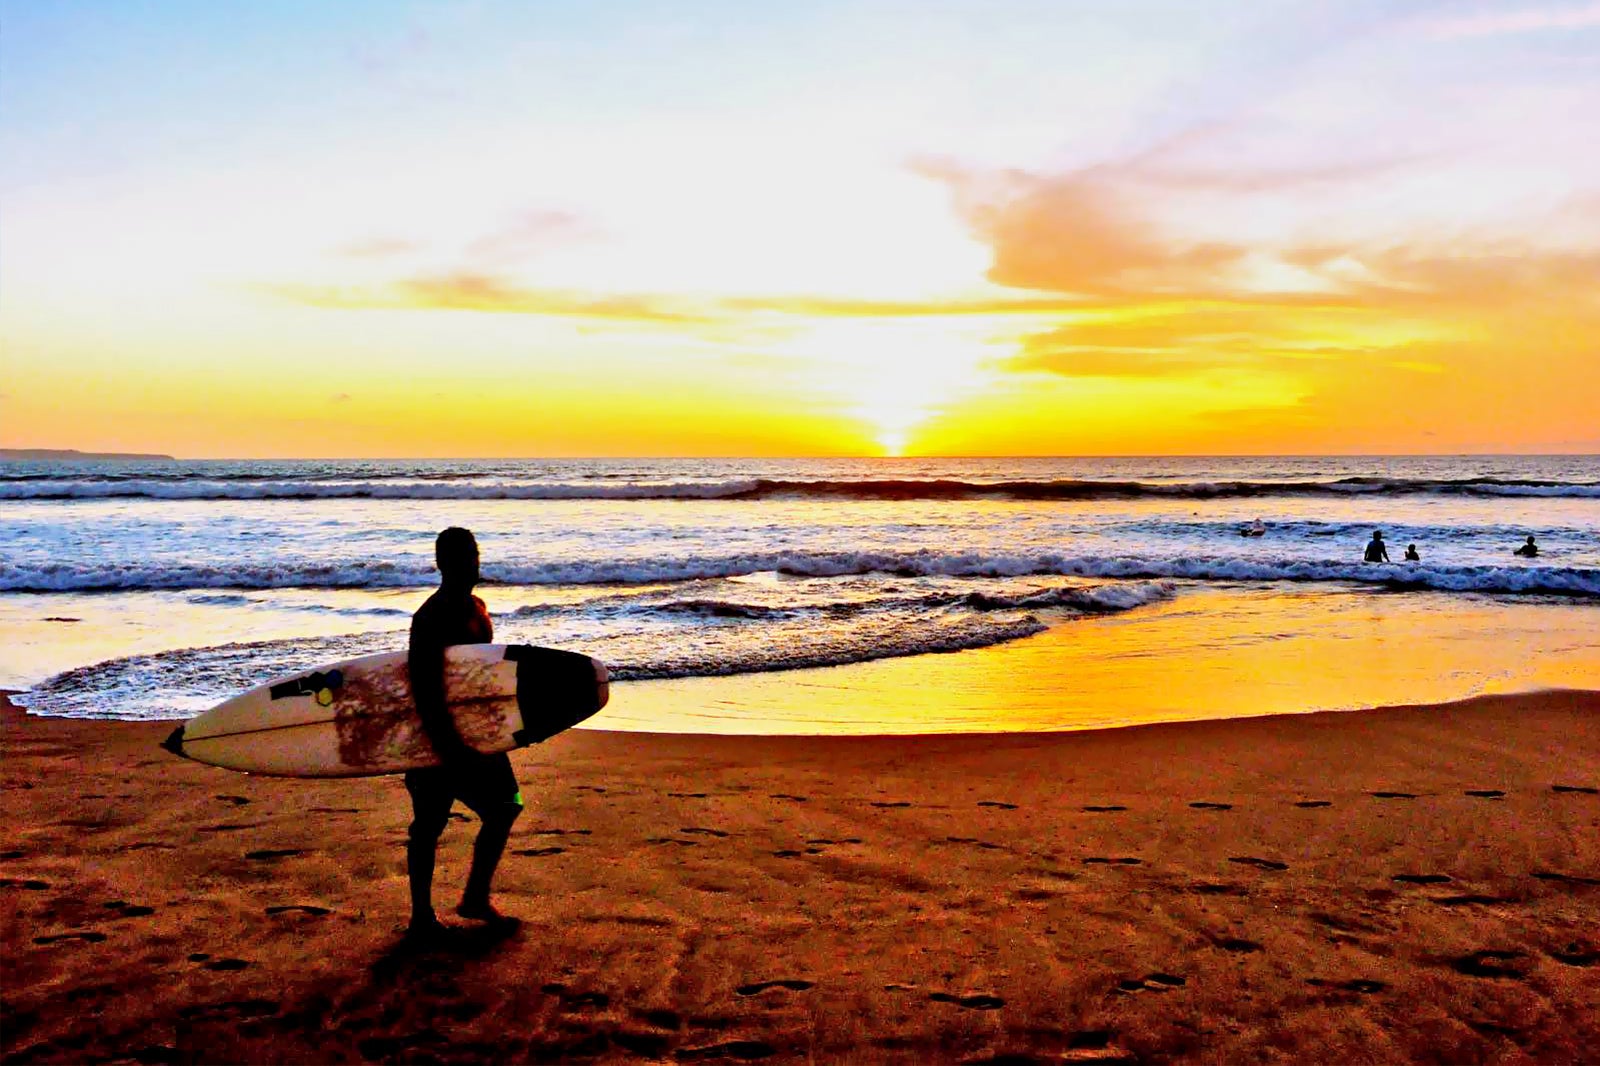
[5, 551, 1595, 597]
[5, 475, 1598, 502]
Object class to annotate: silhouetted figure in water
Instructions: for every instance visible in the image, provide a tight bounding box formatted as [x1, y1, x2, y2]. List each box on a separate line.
[1514, 535, 1539, 558]
[1404, 544, 1420, 562]
[404, 527, 521, 942]
[1364, 530, 1390, 563]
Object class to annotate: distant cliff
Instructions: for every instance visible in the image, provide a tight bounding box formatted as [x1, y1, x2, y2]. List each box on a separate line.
[0, 448, 177, 460]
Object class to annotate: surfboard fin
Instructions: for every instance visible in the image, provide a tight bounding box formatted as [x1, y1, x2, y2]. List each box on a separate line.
[161, 725, 188, 759]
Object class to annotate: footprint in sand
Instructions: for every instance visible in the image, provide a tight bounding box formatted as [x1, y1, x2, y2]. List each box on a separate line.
[1216, 937, 1263, 954]
[1082, 805, 1127, 813]
[870, 801, 912, 809]
[1552, 784, 1599, 794]
[735, 979, 814, 997]
[514, 846, 566, 857]
[2, 878, 49, 891]
[118, 842, 176, 852]
[977, 801, 1018, 810]
[772, 849, 804, 858]
[928, 991, 1005, 1010]
[205, 958, 252, 972]
[541, 984, 610, 1009]
[1114, 973, 1187, 994]
[1451, 950, 1527, 979]
[245, 849, 305, 861]
[33, 932, 108, 945]
[1228, 856, 1289, 871]
[680, 827, 729, 838]
[668, 792, 709, 799]
[1393, 874, 1453, 885]
[1294, 801, 1333, 808]
[200, 823, 265, 833]
[0, 850, 27, 860]
[946, 837, 1003, 850]
[1464, 789, 1505, 799]
[1369, 791, 1418, 800]
[1532, 870, 1600, 886]
[308, 807, 361, 814]
[1190, 802, 1234, 810]
[214, 795, 252, 806]
[532, 828, 591, 837]
[103, 901, 156, 917]
[677, 1041, 778, 1061]
[1434, 894, 1506, 906]
[265, 905, 331, 916]
[574, 785, 608, 794]
[1307, 978, 1387, 994]
[769, 794, 808, 802]
[1189, 882, 1248, 896]
[1083, 857, 1142, 866]
[646, 837, 699, 847]
[1550, 942, 1598, 967]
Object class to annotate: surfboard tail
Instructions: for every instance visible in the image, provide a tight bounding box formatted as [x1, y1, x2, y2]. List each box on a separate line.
[161, 725, 188, 759]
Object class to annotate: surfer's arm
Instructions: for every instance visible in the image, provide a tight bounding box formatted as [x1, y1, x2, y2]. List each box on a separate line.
[409, 622, 472, 762]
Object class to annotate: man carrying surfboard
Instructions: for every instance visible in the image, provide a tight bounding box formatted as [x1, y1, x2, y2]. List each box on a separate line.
[405, 526, 522, 941]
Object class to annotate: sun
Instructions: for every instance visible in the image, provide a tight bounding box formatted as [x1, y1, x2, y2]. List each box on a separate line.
[877, 428, 909, 456]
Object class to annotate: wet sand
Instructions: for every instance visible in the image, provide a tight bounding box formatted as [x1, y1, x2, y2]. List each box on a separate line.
[3, 689, 1598, 1064]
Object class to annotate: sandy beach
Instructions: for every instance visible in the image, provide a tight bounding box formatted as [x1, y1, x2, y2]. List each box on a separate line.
[3, 689, 1598, 1064]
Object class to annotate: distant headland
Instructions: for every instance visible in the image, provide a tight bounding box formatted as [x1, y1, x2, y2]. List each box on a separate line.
[0, 448, 176, 461]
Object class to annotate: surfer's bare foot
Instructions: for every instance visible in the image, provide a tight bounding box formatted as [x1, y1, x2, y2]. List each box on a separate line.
[403, 913, 449, 946]
[455, 900, 519, 929]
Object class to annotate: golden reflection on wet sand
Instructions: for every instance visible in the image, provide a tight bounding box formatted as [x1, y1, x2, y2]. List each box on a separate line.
[601, 584, 1600, 735]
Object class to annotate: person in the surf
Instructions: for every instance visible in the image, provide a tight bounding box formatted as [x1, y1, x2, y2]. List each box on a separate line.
[1364, 530, 1390, 563]
[404, 526, 522, 942]
[1514, 535, 1539, 558]
[1404, 544, 1420, 562]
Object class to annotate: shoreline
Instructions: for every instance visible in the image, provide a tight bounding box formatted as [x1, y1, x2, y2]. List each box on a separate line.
[4, 689, 1599, 1062]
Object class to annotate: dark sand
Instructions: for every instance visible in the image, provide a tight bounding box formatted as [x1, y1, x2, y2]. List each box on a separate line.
[3, 690, 1598, 1064]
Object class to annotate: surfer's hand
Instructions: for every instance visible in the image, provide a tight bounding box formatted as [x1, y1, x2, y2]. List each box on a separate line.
[433, 735, 476, 766]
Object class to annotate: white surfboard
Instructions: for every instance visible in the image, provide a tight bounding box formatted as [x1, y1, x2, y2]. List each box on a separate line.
[163, 644, 609, 778]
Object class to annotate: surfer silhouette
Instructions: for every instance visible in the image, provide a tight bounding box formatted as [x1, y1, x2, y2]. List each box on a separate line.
[1363, 530, 1390, 563]
[404, 527, 522, 941]
[1404, 544, 1420, 562]
[1514, 536, 1538, 558]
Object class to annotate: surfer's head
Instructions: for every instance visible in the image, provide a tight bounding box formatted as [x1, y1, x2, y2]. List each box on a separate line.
[436, 526, 480, 587]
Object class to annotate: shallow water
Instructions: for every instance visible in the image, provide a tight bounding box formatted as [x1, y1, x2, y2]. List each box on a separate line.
[3, 456, 1595, 729]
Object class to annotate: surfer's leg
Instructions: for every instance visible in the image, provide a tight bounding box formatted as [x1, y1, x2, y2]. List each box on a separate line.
[404, 768, 453, 929]
[457, 755, 523, 919]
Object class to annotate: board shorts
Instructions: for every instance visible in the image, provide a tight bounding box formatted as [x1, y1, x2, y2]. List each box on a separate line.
[404, 751, 522, 824]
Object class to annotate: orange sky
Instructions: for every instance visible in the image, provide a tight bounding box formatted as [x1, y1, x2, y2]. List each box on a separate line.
[3, 2, 1597, 457]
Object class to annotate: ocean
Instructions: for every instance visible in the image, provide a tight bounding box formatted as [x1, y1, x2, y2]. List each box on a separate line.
[3, 455, 1597, 731]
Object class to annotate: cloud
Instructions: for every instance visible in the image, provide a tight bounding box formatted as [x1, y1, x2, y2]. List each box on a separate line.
[1422, 3, 1600, 38]
[466, 210, 597, 265]
[919, 158, 1249, 297]
[270, 273, 707, 324]
[330, 393, 353, 403]
[334, 237, 419, 259]
[269, 273, 1090, 323]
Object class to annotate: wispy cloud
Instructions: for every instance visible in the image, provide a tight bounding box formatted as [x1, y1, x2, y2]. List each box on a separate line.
[465, 209, 597, 265]
[1422, 2, 1600, 38]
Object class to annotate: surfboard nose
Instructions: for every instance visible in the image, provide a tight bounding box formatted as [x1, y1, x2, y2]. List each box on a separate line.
[161, 725, 188, 758]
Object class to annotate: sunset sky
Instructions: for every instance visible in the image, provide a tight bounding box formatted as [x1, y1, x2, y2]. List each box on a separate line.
[2, 0, 1597, 457]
